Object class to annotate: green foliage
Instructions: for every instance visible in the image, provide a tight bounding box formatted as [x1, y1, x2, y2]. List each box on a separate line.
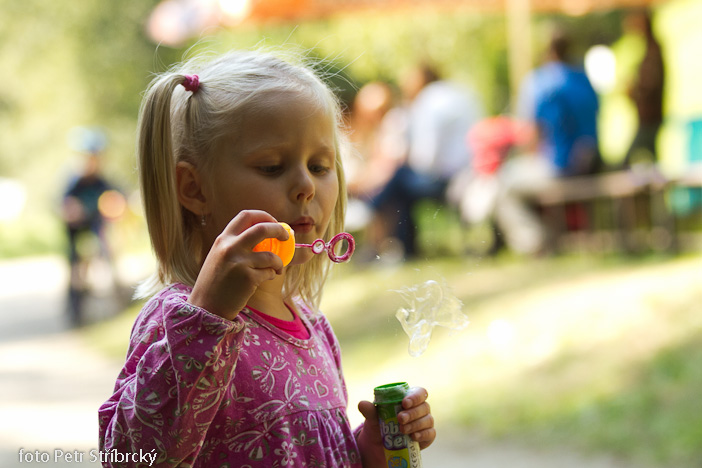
[212, 11, 511, 113]
[0, 214, 65, 258]
[0, 0, 161, 178]
[0, 0, 168, 258]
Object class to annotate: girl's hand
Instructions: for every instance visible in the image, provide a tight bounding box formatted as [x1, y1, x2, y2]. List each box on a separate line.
[188, 210, 290, 320]
[357, 387, 435, 467]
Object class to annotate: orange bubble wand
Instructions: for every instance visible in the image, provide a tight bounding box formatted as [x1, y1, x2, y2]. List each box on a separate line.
[254, 222, 355, 267]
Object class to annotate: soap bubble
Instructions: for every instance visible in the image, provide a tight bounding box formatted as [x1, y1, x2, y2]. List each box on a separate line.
[394, 279, 469, 357]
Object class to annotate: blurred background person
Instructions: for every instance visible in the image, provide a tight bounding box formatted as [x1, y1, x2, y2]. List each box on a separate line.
[345, 81, 409, 253]
[517, 26, 602, 177]
[476, 27, 603, 256]
[346, 81, 405, 199]
[622, 8, 665, 168]
[61, 128, 124, 325]
[368, 62, 484, 259]
[448, 115, 540, 256]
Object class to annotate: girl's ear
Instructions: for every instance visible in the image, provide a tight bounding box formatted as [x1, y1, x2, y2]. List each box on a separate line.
[175, 161, 208, 216]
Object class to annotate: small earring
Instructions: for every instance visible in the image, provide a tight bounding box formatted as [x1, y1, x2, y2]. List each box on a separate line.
[201, 214, 207, 227]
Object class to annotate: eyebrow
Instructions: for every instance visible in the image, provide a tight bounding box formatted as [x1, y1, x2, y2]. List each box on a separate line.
[313, 144, 336, 157]
[243, 141, 336, 158]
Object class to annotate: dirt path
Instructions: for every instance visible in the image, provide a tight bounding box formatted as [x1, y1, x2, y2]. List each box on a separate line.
[424, 429, 644, 468]
[0, 256, 653, 467]
[0, 257, 121, 467]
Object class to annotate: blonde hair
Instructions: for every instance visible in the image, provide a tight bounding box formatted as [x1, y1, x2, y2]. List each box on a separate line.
[136, 49, 348, 309]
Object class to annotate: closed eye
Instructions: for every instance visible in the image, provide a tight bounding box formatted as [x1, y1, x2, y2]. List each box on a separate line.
[309, 150, 335, 176]
[258, 165, 283, 175]
[309, 163, 332, 175]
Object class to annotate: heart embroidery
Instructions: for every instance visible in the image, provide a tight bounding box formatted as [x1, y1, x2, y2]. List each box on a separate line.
[314, 380, 328, 397]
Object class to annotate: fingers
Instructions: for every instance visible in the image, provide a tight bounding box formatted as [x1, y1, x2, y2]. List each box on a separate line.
[412, 427, 436, 449]
[399, 410, 434, 441]
[398, 387, 435, 448]
[402, 386, 429, 410]
[248, 251, 285, 276]
[230, 210, 279, 234]
[357, 400, 378, 423]
[224, 210, 289, 248]
[245, 221, 290, 245]
[213, 210, 289, 274]
[398, 401, 430, 426]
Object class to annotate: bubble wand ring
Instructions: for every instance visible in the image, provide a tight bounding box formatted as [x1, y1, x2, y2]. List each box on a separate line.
[295, 232, 355, 263]
[254, 223, 355, 265]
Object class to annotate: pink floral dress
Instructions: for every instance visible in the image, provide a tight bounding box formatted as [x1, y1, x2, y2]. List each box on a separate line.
[99, 283, 362, 467]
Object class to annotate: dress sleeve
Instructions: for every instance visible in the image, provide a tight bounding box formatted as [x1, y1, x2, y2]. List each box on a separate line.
[98, 288, 247, 467]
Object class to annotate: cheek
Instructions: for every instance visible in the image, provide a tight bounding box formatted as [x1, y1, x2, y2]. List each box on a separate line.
[216, 176, 282, 215]
[324, 172, 340, 207]
[319, 178, 339, 223]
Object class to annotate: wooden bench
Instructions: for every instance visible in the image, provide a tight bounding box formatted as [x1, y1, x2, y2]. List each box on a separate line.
[667, 164, 702, 247]
[533, 168, 678, 254]
[415, 165, 702, 257]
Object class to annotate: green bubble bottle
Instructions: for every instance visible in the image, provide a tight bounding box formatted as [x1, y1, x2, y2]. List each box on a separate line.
[373, 382, 423, 468]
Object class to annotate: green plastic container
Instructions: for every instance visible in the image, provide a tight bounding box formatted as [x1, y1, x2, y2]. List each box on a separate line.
[373, 382, 423, 468]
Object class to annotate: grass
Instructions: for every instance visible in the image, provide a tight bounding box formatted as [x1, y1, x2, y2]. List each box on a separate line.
[82, 248, 702, 467]
[520, 288, 702, 465]
[0, 213, 65, 259]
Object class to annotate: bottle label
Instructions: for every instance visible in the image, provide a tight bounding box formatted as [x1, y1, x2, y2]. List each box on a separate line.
[377, 403, 422, 468]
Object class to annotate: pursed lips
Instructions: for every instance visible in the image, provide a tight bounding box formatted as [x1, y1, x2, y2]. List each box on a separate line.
[289, 216, 315, 234]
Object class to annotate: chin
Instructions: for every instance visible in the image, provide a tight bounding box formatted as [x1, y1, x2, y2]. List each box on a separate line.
[289, 249, 314, 266]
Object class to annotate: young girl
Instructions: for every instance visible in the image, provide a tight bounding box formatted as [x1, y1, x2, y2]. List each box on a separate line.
[98, 49, 436, 467]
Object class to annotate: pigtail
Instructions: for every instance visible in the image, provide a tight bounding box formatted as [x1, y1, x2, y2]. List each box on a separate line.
[135, 74, 198, 298]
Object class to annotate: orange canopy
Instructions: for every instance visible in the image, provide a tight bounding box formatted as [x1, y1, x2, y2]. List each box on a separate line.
[241, 0, 664, 22]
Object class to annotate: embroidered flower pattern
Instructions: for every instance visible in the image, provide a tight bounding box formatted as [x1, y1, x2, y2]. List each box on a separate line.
[274, 441, 298, 466]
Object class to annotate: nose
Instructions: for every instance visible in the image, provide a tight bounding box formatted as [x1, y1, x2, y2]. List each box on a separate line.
[290, 166, 315, 203]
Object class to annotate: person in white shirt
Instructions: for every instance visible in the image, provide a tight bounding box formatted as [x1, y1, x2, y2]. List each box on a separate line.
[369, 63, 483, 257]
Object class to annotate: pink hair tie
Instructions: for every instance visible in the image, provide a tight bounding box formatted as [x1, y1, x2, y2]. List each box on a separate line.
[183, 74, 199, 93]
